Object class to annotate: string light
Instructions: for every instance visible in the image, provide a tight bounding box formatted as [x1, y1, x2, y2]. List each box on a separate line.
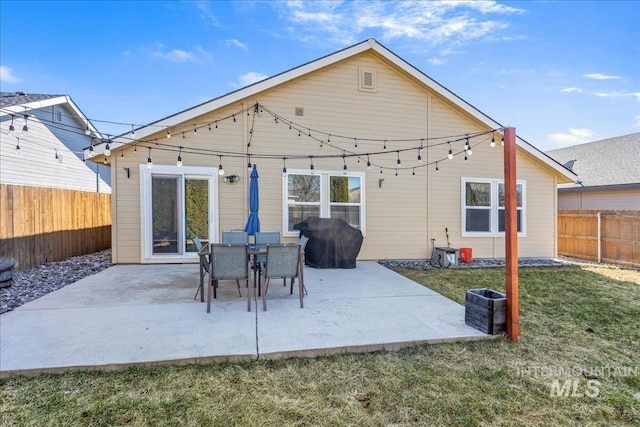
[395, 169, 398, 176]
[103, 156, 108, 165]
[8, 115, 15, 136]
[448, 142, 453, 160]
[412, 167, 416, 176]
[55, 149, 59, 160]
[104, 141, 111, 157]
[354, 138, 358, 150]
[182, 132, 186, 139]
[396, 151, 401, 165]
[501, 133, 504, 146]
[383, 140, 387, 150]
[309, 156, 315, 173]
[85, 125, 91, 136]
[342, 154, 348, 174]
[464, 154, 468, 163]
[215, 121, 218, 129]
[208, 123, 212, 131]
[147, 147, 153, 169]
[491, 132, 496, 148]
[22, 114, 29, 133]
[282, 157, 287, 176]
[177, 146, 183, 167]
[465, 137, 473, 156]
[247, 154, 252, 169]
[193, 124, 197, 134]
[232, 114, 236, 123]
[15, 138, 20, 150]
[435, 162, 439, 173]
[218, 155, 224, 176]
[88, 139, 95, 157]
[131, 125, 135, 136]
[166, 129, 171, 139]
[367, 154, 372, 170]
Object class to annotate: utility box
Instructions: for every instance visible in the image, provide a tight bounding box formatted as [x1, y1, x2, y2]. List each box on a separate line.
[433, 247, 458, 268]
[465, 288, 506, 334]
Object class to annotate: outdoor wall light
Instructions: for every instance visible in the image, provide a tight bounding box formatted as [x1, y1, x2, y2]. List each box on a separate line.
[222, 174, 240, 183]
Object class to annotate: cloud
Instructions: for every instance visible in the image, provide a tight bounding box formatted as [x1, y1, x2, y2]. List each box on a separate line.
[560, 87, 584, 93]
[273, 1, 525, 49]
[226, 39, 248, 51]
[230, 72, 269, 89]
[583, 73, 623, 80]
[152, 46, 212, 62]
[0, 65, 21, 83]
[548, 128, 597, 146]
[195, 1, 221, 26]
[427, 57, 445, 66]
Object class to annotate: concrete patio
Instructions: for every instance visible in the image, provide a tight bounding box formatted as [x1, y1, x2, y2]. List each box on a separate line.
[0, 262, 493, 376]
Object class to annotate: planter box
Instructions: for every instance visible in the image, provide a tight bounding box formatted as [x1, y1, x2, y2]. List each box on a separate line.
[465, 288, 506, 334]
[0, 258, 16, 289]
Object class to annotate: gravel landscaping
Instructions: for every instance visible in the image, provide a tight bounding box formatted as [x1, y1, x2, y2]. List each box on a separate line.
[0, 250, 113, 314]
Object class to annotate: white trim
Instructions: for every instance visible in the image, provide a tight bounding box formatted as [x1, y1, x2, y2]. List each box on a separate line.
[139, 164, 219, 263]
[461, 177, 526, 237]
[283, 169, 366, 237]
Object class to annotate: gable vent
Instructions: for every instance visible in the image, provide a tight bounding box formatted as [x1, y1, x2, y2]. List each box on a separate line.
[359, 67, 376, 92]
[295, 107, 304, 116]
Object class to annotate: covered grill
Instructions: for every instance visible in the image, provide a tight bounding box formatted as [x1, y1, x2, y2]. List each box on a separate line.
[294, 217, 363, 269]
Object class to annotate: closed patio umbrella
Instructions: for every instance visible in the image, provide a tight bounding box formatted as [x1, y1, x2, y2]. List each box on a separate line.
[244, 165, 260, 235]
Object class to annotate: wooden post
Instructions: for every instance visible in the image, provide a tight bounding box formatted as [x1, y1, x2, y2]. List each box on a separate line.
[503, 127, 519, 343]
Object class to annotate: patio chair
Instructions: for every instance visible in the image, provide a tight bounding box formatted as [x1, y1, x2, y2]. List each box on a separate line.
[291, 235, 309, 295]
[222, 231, 249, 244]
[207, 244, 251, 313]
[255, 231, 281, 287]
[261, 243, 304, 311]
[193, 236, 209, 301]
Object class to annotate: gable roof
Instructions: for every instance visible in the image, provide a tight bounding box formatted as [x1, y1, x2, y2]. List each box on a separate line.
[89, 39, 575, 181]
[0, 92, 102, 139]
[546, 132, 640, 190]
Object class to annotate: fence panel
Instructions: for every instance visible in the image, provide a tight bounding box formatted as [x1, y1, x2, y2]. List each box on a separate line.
[0, 184, 111, 271]
[558, 210, 640, 267]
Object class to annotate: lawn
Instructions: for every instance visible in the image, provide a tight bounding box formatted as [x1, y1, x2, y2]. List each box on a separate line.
[1, 264, 638, 426]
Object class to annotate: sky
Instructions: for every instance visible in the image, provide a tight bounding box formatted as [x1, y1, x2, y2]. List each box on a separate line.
[1, 0, 638, 152]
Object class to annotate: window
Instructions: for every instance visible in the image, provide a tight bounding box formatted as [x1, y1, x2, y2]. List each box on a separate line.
[462, 178, 525, 236]
[53, 108, 62, 123]
[140, 165, 218, 261]
[284, 170, 365, 236]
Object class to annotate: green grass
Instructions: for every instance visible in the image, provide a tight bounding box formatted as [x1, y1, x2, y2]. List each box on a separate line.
[1, 265, 639, 426]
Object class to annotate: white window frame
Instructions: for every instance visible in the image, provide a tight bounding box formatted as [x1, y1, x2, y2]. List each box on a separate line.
[140, 165, 219, 263]
[283, 169, 366, 237]
[461, 177, 526, 237]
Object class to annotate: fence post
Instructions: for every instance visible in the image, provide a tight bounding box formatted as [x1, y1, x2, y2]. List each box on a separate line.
[597, 212, 602, 263]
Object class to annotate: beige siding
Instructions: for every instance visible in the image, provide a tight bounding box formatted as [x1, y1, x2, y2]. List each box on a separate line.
[113, 51, 561, 263]
[558, 189, 640, 210]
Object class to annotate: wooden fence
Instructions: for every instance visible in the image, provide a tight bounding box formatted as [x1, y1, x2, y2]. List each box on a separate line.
[0, 184, 111, 271]
[558, 210, 640, 267]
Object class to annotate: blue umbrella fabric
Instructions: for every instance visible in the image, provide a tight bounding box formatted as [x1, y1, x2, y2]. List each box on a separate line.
[244, 165, 260, 235]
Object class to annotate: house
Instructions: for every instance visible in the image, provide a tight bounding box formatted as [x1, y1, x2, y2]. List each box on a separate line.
[86, 39, 576, 265]
[0, 92, 110, 193]
[546, 133, 640, 210]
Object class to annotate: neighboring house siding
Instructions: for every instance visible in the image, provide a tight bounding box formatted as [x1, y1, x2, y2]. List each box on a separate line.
[0, 105, 110, 193]
[558, 189, 640, 210]
[111, 51, 564, 263]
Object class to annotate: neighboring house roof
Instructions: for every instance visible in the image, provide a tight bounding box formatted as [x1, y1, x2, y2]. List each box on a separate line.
[88, 38, 575, 182]
[0, 91, 102, 139]
[546, 132, 640, 192]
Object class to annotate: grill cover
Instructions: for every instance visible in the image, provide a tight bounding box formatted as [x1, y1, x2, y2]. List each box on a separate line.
[294, 217, 363, 268]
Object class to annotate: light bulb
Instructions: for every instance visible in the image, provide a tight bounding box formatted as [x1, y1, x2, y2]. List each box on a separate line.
[177, 156, 183, 167]
[218, 165, 224, 176]
[147, 157, 153, 168]
[104, 143, 111, 157]
[166, 130, 171, 139]
[85, 126, 91, 136]
[448, 149, 453, 160]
